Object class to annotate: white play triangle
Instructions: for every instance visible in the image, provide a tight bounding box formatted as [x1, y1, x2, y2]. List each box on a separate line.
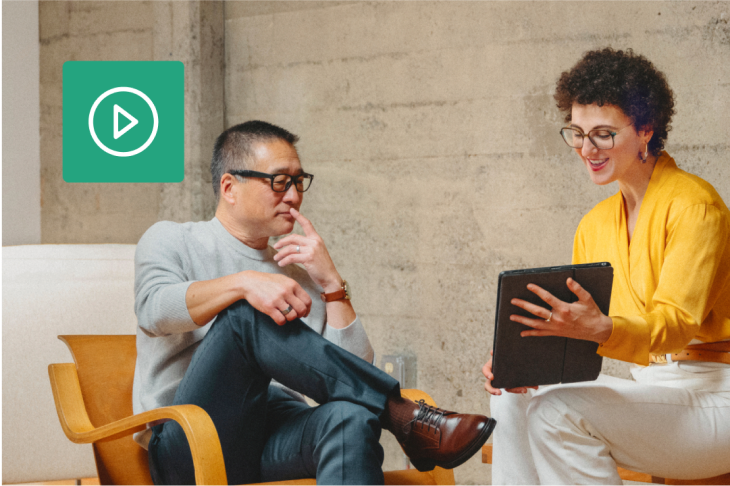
[113, 104, 138, 140]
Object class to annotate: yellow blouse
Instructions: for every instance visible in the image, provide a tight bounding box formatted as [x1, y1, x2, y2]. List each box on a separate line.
[572, 152, 730, 366]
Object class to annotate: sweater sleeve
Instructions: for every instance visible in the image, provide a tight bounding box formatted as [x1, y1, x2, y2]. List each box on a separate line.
[598, 203, 729, 365]
[134, 222, 200, 336]
[322, 316, 375, 364]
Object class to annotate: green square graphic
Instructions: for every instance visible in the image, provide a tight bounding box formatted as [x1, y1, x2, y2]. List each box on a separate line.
[63, 61, 184, 182]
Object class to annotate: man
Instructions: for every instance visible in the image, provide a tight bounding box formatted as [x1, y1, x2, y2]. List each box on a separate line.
[133, 120, 495, 485]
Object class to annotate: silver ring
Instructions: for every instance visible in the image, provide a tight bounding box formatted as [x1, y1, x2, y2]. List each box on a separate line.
[296, 245, 300, 253]
[281, 305, 293, 315]
[546, 312, 553, 322]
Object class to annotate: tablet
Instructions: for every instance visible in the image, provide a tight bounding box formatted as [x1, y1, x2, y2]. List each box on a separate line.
[491, 262, 613, 389]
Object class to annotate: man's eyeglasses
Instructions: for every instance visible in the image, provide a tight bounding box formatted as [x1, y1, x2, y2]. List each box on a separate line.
[228, 170, 314, 193]
[559, 124, 632, 150]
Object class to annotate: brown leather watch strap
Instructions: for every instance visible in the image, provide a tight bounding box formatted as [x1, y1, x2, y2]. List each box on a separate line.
[321, 288, 347, 302]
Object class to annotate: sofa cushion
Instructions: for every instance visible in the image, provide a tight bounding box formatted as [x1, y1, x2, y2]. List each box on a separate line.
[2, 244, 137, 483]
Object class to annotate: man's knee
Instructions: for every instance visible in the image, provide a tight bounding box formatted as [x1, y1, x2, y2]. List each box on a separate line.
[216, 299, 259, 326]
[310, 402, 382, 449]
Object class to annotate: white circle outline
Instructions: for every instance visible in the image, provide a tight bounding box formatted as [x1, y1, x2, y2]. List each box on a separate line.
[88, 87, 159, 157]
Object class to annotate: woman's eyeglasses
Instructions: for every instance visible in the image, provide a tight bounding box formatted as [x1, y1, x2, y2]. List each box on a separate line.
[559, 124, 632, 150]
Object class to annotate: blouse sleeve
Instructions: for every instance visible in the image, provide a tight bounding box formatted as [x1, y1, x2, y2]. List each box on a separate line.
[597, 203, 729, 365]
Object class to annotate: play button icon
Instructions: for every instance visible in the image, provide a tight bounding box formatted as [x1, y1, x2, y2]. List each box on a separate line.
[64, 61, 184, 182]
[113, 104, 138, 139]
[88, 86, 159, 157]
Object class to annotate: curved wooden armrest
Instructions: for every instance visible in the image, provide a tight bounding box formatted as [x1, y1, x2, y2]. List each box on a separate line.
[48, 363, 227, 485]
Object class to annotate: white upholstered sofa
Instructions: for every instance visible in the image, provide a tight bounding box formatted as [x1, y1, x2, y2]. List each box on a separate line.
[2, 244, 137, 484]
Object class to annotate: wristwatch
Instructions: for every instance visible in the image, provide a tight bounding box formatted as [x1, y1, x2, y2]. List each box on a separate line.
[321, 280, 350, 302]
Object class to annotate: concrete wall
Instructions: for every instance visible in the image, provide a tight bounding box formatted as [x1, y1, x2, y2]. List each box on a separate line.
[3, 0, 41, 246]
[38, 1, 224, 243]
[225, 2, 729, 482]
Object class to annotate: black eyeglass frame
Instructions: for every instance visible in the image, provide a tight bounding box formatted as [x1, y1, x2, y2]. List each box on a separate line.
[228, 170, 314, 193]
[559, 124, 633, 150]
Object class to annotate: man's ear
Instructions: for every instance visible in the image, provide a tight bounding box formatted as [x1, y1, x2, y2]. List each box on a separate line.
[219, 174, 238, 205]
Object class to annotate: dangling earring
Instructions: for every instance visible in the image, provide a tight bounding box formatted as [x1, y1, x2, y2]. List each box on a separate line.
[639, 144, 648, 163]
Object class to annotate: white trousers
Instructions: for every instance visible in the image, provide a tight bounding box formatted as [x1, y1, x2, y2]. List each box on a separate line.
[490, 362, 730, 484]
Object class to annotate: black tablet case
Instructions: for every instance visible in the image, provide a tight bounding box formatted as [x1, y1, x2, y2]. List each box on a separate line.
[491, 263, 613, 389]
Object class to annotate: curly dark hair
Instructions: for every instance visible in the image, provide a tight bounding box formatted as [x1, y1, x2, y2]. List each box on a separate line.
[554, 48, 675, 156]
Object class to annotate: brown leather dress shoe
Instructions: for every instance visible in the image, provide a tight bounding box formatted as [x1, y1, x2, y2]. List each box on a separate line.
[396, 399, 496, 472]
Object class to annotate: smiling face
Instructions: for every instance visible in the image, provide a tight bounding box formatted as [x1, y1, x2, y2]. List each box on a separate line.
[570, 103, 653, 186]
[219, 138, 304, 248]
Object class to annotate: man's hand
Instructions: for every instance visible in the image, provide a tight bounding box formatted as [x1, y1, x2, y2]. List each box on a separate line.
[186, 271, 312, 327]
[239, 271, 313, 326]
[510, 278, 613, 343]
[273, 208, 342, 293]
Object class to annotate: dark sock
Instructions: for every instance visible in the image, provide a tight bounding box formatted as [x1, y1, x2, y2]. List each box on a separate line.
[383, 395, 418, 442]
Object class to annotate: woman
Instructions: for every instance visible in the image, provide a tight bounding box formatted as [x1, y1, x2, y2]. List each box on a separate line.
[482, 48, 730, 484]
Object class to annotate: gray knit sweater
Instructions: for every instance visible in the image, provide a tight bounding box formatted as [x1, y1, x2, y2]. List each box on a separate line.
[132, 218, 374, 447]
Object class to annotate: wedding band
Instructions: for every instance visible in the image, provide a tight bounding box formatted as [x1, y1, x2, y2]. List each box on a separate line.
[546, 312, 553, 322]
[296, 245, 300, 253]
[281, 305, 293, 315]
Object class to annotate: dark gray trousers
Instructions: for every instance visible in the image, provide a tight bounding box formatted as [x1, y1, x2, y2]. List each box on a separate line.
[147, 300, 400, 485]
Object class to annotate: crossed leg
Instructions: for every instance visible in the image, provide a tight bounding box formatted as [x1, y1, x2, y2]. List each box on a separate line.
[148, 300, 399, 485]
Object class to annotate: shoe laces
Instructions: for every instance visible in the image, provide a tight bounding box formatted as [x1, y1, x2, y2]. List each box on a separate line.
[410, 399, 446, 432]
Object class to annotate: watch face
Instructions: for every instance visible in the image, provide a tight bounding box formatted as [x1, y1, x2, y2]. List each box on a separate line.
[343, 280, 351, 299]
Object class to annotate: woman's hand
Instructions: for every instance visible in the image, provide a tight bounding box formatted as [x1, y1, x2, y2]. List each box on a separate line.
[510, 278, 613, 344]
[482, 351, 537, 396]
[273, 208, 342, 293]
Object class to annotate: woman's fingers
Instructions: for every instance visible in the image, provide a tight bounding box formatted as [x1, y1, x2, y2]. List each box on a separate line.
[511, 298, 552, 320]
[526, 283, 564, 309]
[567, 277, 593, 302]
[511, 313, 548, 329]
[482, 358, 502, 395]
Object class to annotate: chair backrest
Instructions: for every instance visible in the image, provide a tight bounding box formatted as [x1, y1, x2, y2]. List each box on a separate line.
[60, 335, 152, 485]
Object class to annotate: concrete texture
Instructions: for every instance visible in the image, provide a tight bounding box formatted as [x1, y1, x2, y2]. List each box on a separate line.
[38, 1, 223, 243]
[31, 1, 730, 483]
[3, 0, 41, 246]
[224, 2, 729, 483]
[153, 1, 225, 224]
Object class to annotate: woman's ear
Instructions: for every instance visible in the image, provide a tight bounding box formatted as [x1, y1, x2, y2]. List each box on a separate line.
[638, 126, 654, 145]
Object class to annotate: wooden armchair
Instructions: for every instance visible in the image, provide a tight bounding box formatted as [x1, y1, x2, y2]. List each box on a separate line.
[49, 335, 455, 485]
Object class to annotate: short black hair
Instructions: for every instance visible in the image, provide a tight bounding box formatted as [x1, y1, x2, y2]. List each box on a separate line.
[554, 48, 675, 156]
[211, 120, 299, 199]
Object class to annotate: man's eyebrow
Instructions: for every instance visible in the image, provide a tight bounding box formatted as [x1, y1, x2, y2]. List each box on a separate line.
[270, 167, 304, 175]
